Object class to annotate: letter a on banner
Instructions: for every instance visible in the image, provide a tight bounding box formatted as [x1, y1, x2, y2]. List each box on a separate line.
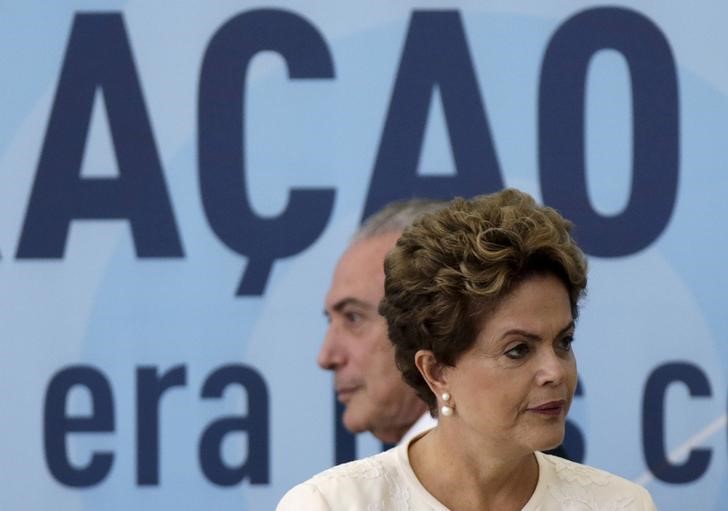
[17, 13, 183, 259]
[363, 10, 503, 219]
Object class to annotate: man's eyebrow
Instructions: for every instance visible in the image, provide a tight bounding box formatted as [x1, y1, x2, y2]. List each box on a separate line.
[323, 298, 374, 317]
[499, 320, 575, 342]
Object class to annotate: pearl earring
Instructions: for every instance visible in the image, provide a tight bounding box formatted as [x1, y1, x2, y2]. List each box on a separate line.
[440, 392, 453, 417]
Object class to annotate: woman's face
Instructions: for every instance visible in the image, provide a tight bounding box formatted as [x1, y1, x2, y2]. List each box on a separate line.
[443, 273, 577, 454]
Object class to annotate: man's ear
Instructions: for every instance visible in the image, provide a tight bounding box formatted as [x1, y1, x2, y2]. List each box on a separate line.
[414, 349, 449, 397]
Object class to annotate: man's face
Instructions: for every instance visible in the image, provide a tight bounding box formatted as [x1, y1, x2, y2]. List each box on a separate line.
[318, 233, 425, 443]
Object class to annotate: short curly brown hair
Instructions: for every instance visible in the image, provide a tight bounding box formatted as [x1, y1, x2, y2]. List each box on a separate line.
[379, 189, 588, 415]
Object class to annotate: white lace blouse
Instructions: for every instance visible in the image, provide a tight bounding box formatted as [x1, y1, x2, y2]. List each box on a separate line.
[276, 437, 657, 511]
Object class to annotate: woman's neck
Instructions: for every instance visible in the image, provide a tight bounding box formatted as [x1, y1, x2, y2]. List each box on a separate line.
[408, 426, 539, 511]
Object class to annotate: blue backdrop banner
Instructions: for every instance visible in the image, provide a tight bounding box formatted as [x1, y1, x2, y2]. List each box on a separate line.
[0, 2, 726, 510]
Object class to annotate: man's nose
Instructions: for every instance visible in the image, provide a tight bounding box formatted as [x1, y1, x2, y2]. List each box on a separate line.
[317, 323, 346, 370]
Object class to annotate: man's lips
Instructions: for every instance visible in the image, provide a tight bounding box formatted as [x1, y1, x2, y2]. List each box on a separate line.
[336, 386, 361, 402]
[527, 400, 566, 416]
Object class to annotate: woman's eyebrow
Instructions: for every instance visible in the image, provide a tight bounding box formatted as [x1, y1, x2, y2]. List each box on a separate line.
[498, 320, 575, 342]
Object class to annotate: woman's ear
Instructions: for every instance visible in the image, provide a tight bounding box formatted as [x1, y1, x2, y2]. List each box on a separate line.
[414, 349, 449, 397]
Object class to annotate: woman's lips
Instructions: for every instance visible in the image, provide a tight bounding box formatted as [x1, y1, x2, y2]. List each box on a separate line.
[527, 400, 566, 416]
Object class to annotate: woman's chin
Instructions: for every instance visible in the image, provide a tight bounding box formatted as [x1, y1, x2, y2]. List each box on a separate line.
[534, 428, 566, 452]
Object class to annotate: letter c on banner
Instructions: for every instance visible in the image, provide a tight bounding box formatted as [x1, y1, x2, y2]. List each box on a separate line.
[199, 9, 335, 296]
[642, 362, 712, 483]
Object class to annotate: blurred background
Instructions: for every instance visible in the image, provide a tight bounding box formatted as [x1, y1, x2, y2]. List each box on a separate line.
[0, 1, 726, 509]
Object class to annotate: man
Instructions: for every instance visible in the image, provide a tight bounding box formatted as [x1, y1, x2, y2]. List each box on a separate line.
[318, 199, 445, 445]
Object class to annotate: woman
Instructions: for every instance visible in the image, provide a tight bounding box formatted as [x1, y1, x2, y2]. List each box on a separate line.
[277, 189, 656, 510]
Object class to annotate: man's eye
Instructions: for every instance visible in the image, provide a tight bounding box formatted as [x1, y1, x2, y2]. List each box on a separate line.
[345, 312, 363, 324]
[505, 343, 530, 360]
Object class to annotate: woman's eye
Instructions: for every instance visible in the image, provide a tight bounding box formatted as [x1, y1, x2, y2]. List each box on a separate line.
[505, 343, 530, 360]
[558, 335, 575, 352]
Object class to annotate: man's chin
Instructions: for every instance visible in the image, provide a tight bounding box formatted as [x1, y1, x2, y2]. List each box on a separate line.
[341, 409, 369, 435]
